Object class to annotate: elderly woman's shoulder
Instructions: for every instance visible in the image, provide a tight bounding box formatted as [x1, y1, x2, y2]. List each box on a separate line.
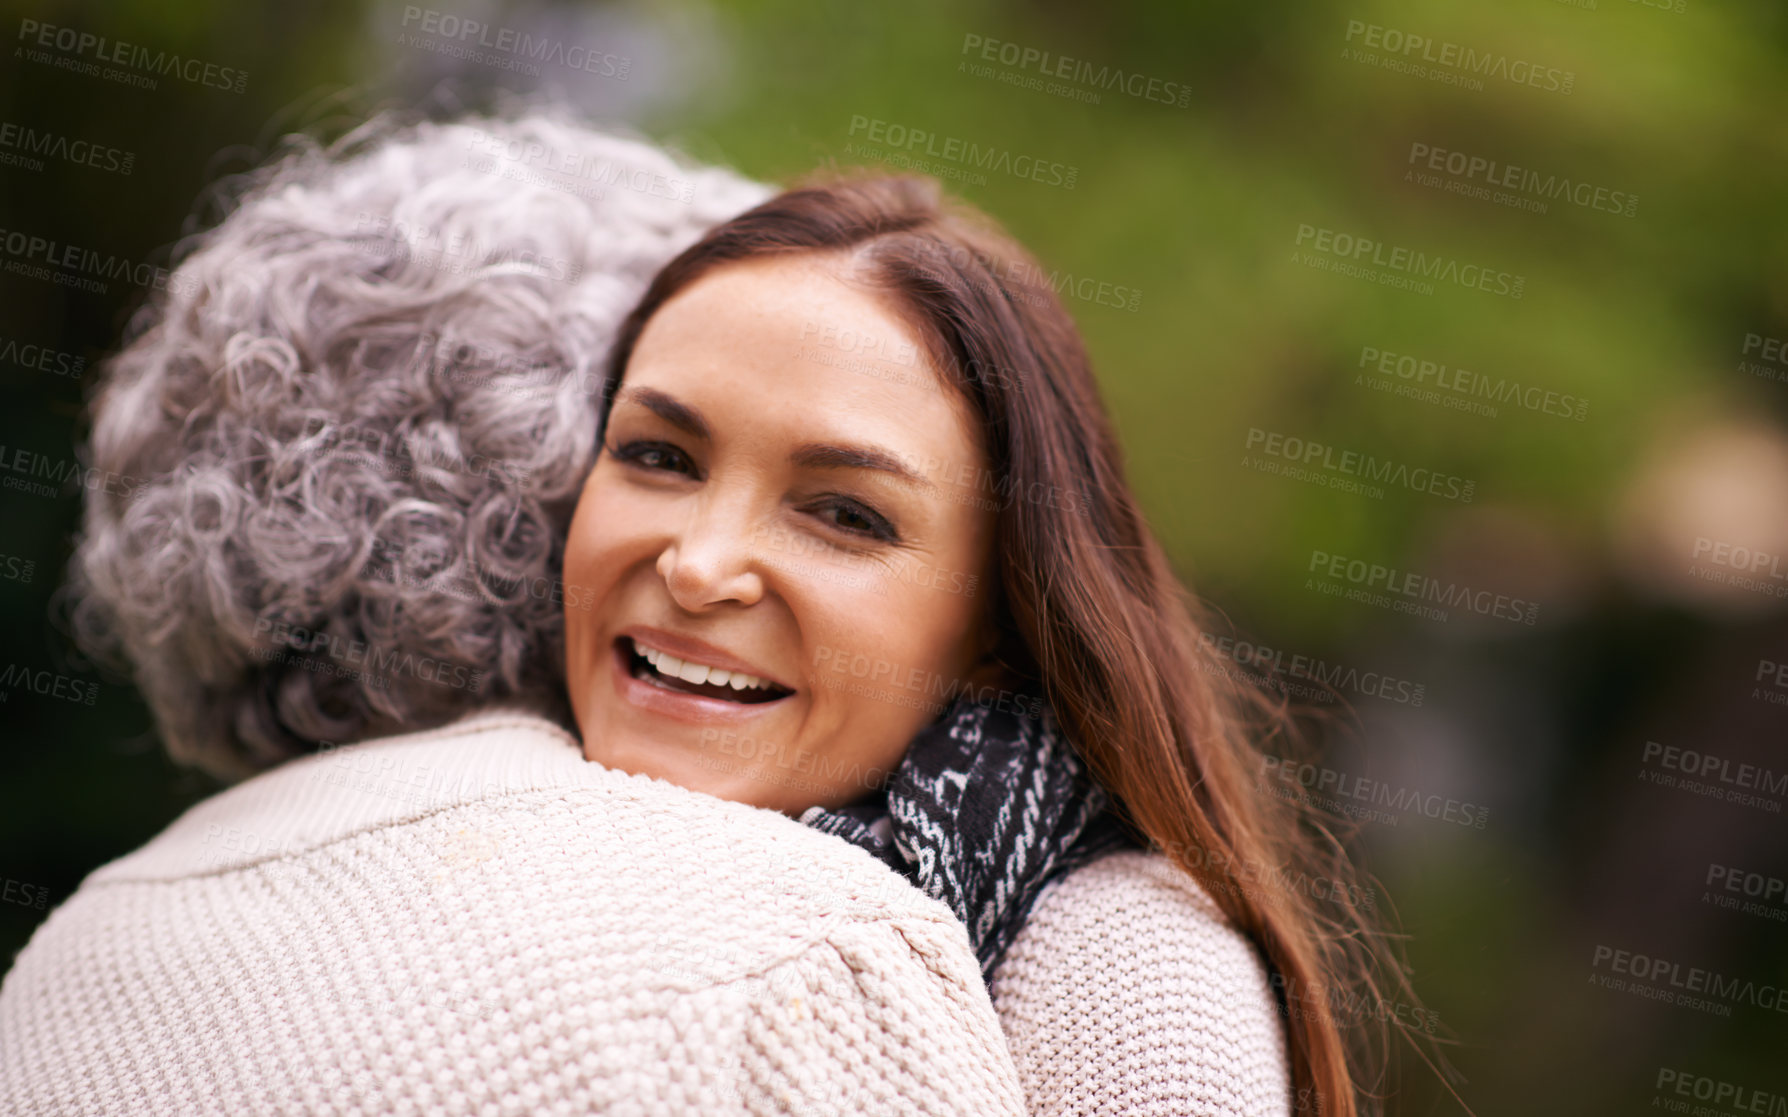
[85, 706, 960, 934]
[2, 709, 1030, 1116]
[990, 848, 1293, 1117]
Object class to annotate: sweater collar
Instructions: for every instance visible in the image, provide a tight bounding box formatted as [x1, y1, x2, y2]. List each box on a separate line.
[88, 705, 620, 885]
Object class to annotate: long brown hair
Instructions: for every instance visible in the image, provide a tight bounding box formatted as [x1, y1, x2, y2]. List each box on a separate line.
[601, 172, 1452, 1115]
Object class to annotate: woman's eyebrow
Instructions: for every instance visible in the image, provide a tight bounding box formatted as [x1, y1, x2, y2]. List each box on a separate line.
[618, 385, 939, 493]
[619, 386, 708, 439]
[789, 443, 938, 493]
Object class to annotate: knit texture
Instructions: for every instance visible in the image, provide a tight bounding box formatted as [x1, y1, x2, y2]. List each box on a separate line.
[0, 708, 1027, 1116]
[801, 695, 1140, 985]
[990, 850, 1293, 1116]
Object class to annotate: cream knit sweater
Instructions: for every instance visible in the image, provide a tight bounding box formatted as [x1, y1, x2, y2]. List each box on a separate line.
[0, 708, 1289, 1115]
[992, 853, 1291, 1115]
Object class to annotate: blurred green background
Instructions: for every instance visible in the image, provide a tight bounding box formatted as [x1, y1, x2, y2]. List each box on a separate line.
[3, 0, 1787, 1111]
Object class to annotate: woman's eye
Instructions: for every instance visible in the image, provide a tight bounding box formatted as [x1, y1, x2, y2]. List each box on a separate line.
[814, 499, 897, 543]
[610, 440, 896, 543]
[612, 440, 694, 476]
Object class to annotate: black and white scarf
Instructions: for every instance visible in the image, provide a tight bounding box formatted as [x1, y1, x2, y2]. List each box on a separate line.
[801, 693, 1140, 987]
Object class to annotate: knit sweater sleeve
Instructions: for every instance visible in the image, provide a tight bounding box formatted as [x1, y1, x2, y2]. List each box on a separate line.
[990, 849, 1293, 1117]
[738, 915, 1032, 1115]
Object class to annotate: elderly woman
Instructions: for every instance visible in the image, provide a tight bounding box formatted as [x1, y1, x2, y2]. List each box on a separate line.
[1, 111, 1416, 1115]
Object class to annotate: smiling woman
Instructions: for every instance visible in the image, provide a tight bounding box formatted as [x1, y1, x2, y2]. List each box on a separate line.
[565, 252, 1005, 814]
[570, 173, 1451, 1115]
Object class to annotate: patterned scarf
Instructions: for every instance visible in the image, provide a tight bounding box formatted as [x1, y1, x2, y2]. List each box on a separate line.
[801, 693, 1141, 987]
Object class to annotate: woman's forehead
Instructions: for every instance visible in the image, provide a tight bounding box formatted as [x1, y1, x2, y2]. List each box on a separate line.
[646, 253, 905, 345]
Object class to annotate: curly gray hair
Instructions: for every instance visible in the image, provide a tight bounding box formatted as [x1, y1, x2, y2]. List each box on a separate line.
[67, 110, 772, 780]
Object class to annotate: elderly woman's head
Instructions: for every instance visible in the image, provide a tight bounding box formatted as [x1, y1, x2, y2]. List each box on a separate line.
[68, 111, 771, 778]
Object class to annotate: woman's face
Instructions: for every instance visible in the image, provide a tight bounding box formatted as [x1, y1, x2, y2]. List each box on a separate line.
[562, 253, 1002, 816]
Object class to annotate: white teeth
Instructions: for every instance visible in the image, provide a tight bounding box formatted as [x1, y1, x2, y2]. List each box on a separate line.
[633, 638, 776, 693]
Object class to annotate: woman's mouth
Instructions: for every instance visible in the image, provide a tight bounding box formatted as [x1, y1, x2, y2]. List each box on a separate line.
[616, 636, 794, 705]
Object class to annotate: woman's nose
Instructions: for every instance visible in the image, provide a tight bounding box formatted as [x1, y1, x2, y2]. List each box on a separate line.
[656, 491, 767, 610]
